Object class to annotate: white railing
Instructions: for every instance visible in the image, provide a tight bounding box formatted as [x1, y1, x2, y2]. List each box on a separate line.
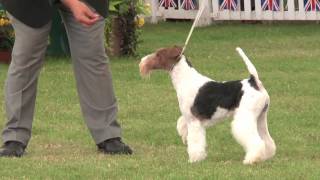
[149, 0, 320, 25]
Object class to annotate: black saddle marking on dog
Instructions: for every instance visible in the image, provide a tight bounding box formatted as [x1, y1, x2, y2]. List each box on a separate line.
[185, 58, 193, 67]
[248, 75, 259, 90]
[191, 80, 244, 120]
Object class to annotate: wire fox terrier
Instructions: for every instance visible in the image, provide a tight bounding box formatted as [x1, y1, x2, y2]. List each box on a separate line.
[139, 46, 276, 164]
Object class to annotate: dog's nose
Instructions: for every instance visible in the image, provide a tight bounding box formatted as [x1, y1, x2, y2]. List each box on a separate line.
[139, 58, 149, 77]
[139, 55, 152, 76]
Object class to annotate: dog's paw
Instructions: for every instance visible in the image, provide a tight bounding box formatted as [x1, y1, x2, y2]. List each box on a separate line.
[243, 155, 265, 165]
[188, 151, 207, 163]
[243, 148, 265, 165]
[243, 158, 258, 165]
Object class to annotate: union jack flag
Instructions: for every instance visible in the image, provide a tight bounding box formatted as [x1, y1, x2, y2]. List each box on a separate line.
[304, 0, 320, 11]
[181, 0, 198, 10]
[159, 0, 177, 8]
[261, 0, 280, 11]
[219, 0, 238, 11]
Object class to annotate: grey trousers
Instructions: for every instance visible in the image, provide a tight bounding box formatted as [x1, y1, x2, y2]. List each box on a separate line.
[2, 8, 121, 146]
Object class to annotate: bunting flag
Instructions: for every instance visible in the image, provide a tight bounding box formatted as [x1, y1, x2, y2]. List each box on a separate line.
[159, 0, 178, 8]
[181, 0, 198, 10]
[304, 0, 320, 11]
[261, 0, 280, 11]
[219, 0, 238, 11]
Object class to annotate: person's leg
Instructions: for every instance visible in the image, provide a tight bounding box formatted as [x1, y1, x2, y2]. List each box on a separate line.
[1, 14, 51, 147]
[58, 7, 123, 145]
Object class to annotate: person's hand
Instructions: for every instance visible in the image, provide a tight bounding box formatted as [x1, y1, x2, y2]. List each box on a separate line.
[61, 0, 100, 26]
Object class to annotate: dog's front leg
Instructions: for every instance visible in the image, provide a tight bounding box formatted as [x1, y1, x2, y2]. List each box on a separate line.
[177, 116, 188, 145]
[187, 119, 207, 163]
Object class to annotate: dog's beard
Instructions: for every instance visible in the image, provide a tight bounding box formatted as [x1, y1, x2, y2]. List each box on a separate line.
[139, 60, 152, 78]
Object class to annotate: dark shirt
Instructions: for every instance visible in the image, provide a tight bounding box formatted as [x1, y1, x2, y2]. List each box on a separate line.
[0, 0, 108, 28]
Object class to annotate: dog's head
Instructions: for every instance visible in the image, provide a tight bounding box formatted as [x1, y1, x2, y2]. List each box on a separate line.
[139, 46, 183, 76]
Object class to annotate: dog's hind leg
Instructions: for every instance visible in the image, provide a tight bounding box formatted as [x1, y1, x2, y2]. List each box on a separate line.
[257, 105, 276, 160]
[187, 119, 207, 163]
[231, 110, 265, 165]
[177, 116, 188, 145]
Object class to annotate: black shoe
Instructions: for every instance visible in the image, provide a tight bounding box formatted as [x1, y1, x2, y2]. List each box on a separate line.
[0, 141, 26, 157]
[97, 137, 133, 155]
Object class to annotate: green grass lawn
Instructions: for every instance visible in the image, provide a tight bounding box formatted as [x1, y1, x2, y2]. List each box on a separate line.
[0, 22, 320, 179]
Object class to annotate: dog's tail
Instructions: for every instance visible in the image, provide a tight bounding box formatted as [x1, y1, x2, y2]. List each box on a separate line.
[236, 47, 263, 90]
